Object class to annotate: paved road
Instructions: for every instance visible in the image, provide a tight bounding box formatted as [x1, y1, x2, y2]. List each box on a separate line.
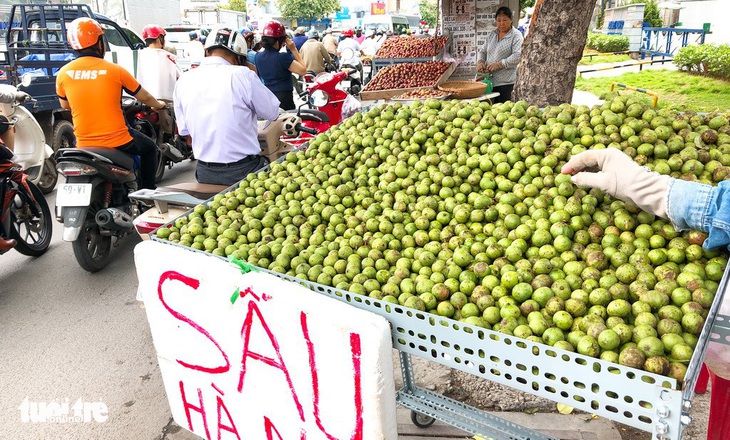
[0, 160, 200, 440]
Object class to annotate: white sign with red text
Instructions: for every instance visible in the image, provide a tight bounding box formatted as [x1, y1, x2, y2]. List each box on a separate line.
[135, 241, 397, 440]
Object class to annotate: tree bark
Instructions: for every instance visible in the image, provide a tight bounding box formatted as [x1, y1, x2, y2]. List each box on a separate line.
[513, 0, 596, 106]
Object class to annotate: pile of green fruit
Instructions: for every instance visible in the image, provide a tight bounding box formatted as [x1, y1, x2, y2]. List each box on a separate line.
[156, 96, 730, 381]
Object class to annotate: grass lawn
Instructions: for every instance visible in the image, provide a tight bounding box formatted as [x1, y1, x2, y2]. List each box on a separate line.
[578, 54, 632, 66]
[574, 69, 730, 112]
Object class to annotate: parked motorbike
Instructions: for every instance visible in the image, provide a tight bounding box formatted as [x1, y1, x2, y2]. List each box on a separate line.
[55, 147, 143, 272]
[0, 81, 57, 194]
[129, 113, 318, 240]
[337, 47, 364, 96]
[0, 149, 53, 257]
[284, 69, 362, 149]
[121, 96, 193, 183]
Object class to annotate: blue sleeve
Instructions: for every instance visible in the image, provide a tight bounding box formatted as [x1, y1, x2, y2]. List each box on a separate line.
[279, 52, 294, 70]
[668, 179, 730, 250]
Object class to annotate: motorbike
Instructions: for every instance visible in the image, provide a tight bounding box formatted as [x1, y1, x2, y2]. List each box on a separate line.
[129, 113, 318, 240]
[0, 80, 58, 194]
[284, 69, 362, 149]
[337, 47, 364, 96]
[0, 149, 53, 257]
[55, 146, 143, 272]
[121, 96, 193, 183]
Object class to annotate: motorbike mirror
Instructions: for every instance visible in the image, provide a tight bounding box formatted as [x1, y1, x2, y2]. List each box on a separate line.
[340, 47, 355, 60]
[309, 90, 329, 107]
[20, 73, 33, 88]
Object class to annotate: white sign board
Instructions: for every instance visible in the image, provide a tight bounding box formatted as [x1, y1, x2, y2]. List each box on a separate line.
[135, 241, 397, 440]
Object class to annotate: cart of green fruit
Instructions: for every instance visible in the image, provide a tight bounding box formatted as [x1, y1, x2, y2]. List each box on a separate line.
[152, 96, 730, 440]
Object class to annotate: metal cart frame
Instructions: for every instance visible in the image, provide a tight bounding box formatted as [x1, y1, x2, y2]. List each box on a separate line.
[152, 145, 729, 440]
[155, 230, 729, 440]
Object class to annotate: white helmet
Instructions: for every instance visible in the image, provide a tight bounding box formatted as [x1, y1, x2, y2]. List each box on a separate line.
[205, 27, 247, 55]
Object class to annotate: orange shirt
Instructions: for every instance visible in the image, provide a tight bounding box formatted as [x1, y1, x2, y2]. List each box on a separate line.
[56, 56, 141, 148]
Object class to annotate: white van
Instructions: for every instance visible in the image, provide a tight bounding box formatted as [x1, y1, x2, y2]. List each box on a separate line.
[361, 14, 410, 35]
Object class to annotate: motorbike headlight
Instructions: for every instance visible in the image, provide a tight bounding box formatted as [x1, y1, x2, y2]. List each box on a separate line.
[309, 90, 329, 107]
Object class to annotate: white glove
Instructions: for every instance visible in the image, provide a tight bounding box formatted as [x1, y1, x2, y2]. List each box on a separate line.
[561, 148, 671, 219]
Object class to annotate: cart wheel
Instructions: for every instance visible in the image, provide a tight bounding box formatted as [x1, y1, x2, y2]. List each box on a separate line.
[410, 410, 436, 428]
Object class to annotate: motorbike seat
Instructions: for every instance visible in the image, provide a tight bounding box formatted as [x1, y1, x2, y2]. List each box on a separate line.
[59, 147, 135, 170]
[129, 182, 229, 212]
[299, 108, 330, 123]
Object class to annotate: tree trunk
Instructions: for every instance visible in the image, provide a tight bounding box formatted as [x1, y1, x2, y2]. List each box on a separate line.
[513, 0, 596, 106]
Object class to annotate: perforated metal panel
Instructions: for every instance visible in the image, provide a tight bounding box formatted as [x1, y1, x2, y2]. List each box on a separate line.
[151, 223, 730, 440]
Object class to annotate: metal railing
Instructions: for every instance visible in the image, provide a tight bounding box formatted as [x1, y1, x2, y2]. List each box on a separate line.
[641, 27, 707, 59]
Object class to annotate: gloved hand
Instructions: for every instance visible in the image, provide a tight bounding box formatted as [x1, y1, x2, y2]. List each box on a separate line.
[561, 148, 672, 219]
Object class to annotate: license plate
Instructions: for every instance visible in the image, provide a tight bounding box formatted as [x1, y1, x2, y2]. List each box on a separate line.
[56, 183, 93, 207]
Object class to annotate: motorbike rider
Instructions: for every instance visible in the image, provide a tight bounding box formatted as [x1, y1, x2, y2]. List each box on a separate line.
[0, 107, 20, 251]
[56, 17, 165, 190]
[299, 30, 332, 75]
[337, 29, 364, 83]
[138, 25, 181, 102]
[173, 27, 280, 186]
[292, 27, 308, 51]
[322, 28, 339, 65]
[188, 31, 205, 62]
[137, 24, 180, 136]
[360, 29, 379, 57]
[241, 29, 258, 65]
[354, 27, 366, 44]
[256, 20, 307, 111]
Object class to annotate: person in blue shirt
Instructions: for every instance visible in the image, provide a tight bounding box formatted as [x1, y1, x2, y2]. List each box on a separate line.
[255, 20, 307, 110]
[562, 147, 730, 384]
[292, 27, 308, 51]
[241, 29, 258, 66]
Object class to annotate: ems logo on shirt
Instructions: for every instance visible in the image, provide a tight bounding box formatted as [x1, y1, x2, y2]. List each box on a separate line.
[65, 70, 108, 80]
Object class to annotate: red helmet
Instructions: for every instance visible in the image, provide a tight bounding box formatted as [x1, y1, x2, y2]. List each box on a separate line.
[142, 25, 165, 40]
[262, 21, 286, 38]
[342, 29, 354, 37]
[67, 17, 104, 50]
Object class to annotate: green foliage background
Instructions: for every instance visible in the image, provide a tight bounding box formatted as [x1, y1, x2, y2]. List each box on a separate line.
[277, 0, 341, 21]
[586, 33, 629, 53]
[221, 0, 247, 12]
[626, 0, 662, 27]
[674, 44, 730, 80]
[419, 0, 437, 27]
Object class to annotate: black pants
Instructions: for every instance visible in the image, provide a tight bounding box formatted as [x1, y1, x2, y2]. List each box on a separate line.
[117, 129, 157, 190]
[195, 155, 268, 187]
[273, 90, 296, 111]
[492, 84, 514, 104]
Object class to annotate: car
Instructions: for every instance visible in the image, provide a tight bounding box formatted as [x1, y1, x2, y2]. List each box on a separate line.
[163, 24, 209, 70]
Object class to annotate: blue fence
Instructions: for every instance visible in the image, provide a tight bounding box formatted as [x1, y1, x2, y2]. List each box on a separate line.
[641, 27, 707, 59]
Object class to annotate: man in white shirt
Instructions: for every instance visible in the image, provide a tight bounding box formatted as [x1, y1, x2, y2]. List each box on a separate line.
[337, 29, 363, 82]
[360, 30, 378, 57]
[174, 28, 280, 186]
[186, 31, 206, 65]
[137, 25, 181, 102]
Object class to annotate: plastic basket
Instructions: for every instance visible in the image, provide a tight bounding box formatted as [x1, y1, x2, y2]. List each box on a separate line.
[438, 81, 488, 99]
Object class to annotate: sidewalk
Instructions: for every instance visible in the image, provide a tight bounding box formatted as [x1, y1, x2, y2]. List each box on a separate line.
[396, 406, 622, 440]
